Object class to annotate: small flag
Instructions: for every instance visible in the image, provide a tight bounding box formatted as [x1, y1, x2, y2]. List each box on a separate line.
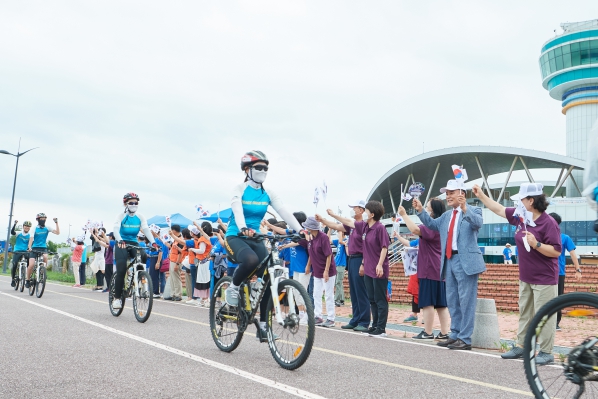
[165, 216, 171, 227]
[321, 180, 328, 202]
[513, 202, 536, 227]
[401, 192, 413, 201]
[452, 165, 468, 183]
[195, 204, 210, 218]
[313, 187, 321, 206]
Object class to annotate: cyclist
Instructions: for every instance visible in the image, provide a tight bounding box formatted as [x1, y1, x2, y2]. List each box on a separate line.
[27, 213, 60, 288]
[112, 193, 156, 310]
[10, 220, 32, 287]
[223, 150, 303, 341]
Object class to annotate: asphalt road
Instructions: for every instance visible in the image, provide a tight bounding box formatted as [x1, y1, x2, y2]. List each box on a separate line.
[0, 276, 537, 399]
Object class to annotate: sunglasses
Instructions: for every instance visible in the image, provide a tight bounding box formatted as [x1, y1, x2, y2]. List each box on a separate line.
[252, 165, 269, 172]
[127, 201, 139, 205]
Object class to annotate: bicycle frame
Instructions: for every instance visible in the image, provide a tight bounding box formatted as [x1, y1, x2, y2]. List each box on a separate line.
[124, 245, 154, 298]
[31, 252, 46, 280]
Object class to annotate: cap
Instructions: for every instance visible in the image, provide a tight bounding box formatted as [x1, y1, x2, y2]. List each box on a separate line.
[137, 232, 145, 238]
[439, 180, 467, 193]
[506, 243, 511, 247]
[302, 216, 321, 230]
[190, 226, 201, 236]
[348, 200, 366, 208]
[511, 183, 544, 201]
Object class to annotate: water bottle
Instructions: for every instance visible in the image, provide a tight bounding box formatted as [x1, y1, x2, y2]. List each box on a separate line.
[124, 267, 133, 290]
[250, 278, 264, 308]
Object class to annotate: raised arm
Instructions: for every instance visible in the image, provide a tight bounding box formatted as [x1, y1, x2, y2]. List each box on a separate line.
[398, 206, 421, 236]
[325, 209, 355, 229]
[462, 204, 484, 230]
[314, 214, 348, 233]
[413, 199, 441, 232]
[472, 184, 506, 219]
[51, 218, 60, 235]
[11, 221, 17, 236]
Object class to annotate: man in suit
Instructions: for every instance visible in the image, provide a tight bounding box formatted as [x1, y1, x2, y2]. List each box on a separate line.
[413, 179, 486, 350]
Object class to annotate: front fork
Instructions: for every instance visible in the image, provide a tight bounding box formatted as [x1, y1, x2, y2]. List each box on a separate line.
[133, 266, 147, 297]
[268, 265, 296, 326]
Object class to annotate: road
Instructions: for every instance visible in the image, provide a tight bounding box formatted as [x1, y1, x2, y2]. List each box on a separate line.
[0, 276, 536, 398]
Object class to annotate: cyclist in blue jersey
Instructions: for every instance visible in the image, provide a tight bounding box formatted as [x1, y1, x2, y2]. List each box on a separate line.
[10, 220, 32, 287]
[112, 192, 156, 310]
[223, 151, 303, 339]
[27, 213, 60, 287]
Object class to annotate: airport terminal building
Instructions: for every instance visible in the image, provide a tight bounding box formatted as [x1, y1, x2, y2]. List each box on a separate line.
[369, 20, 598, 263]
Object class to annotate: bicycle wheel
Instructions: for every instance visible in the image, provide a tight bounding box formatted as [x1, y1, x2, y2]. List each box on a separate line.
[108, 274, 125, 317]
[524, 292, 598, 399]
[19, 265, 26, 292]
[132, 271, 153, 323]
[35, 267, 46, 298]
[209, 276, 245, 352]
[266, 278, 315, 370]
[28, 272, 36, 296]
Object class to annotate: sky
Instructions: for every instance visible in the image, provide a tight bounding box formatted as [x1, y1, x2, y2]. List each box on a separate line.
[0, 1, 597, 243]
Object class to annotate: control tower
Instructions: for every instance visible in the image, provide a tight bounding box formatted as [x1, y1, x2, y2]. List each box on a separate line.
[540, 19, 598, 196]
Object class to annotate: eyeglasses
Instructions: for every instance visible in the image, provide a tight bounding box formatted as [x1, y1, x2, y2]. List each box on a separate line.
[127, 201, 139, 205]
[252, 165, 269, 172]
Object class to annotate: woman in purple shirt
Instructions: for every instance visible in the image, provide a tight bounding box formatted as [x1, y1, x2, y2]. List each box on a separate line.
[473, 183, 561, 365]
[398, 198, 450, 341]
[326, 200, 390, 337]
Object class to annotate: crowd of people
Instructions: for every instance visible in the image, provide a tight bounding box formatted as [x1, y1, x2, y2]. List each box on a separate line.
[7, 149, 589, 365]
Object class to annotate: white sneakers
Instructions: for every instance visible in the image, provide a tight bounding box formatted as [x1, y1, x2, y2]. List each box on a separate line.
[113, 299, 122, 309]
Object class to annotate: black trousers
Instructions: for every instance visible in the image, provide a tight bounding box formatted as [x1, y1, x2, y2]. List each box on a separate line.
[556, 274, 566, 326]
[11, 253, 29, 279]
[96, 271, 104, 287]
[105, 264, 114, 290]
[79, 263, 87, 286]
[225, 236, 270, 322]
[148, 257, 160, 295]
[114, 241, 146, 299]
[364, 275, 389, 332]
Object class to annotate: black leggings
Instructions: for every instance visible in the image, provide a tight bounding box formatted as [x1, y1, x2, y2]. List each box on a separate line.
[105, 264, 114, 290]
[11, 253, 29, 279]
[225, 236, 270, 322]
[114, 241, 147, 299]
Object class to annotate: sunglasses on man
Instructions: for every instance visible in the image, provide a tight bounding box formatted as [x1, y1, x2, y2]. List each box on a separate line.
[127, 201, 139, 205]
[252, 165, 268, 172]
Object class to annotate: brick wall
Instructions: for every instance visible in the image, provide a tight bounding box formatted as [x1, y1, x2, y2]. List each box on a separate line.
[341, 263, 598, 312]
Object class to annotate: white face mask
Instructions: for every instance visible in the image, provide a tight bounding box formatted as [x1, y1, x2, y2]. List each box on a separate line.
[127, 205, 138, 214]
[362, 211, 370, 222]
[249, 168, 268, 184]
[349, 209, 356, 218]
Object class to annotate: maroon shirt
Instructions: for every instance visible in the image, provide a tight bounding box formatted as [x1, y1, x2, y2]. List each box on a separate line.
[505, 208, 561, 285]
[307, 232, 336, 278]
[358, 220, 390, 279]
[417, 225, 442, 281]
[343, 222, 365, 255]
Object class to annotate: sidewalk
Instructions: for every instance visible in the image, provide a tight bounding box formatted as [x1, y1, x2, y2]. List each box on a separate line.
[333, 302, 598, 353]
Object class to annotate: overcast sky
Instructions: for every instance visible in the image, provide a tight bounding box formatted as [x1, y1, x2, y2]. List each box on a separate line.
[0, 1, 596, 242]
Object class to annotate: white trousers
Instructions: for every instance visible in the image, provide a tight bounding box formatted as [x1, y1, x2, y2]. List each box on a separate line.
[293, 272, 311, 307]
[313, 276, 336, 321]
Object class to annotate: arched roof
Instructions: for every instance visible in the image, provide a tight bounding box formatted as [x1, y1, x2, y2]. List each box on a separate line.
[367, 146, 586, 208]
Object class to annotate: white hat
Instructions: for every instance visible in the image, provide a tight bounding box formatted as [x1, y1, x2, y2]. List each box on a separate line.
[190, 226, 201, 236]
[137, 232, 145, 238]
[76, 235, 85, 242]
[511, 183, 544, 201]
[439, 180, 467, 193]
[149, 224, 161, 234]
[348, 199, 366, 208]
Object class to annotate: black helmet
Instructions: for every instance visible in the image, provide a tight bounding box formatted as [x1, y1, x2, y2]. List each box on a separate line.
[240, 150, 269, 171]
[123, 192, 140, 204]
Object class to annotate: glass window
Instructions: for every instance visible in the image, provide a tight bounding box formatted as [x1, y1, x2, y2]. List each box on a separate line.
[581, 41, 590, 50]
[571, 50, 581, 66]
[591, 40, 598, 50]
[549, 58, 556, 72]
[562, 44, 571, 54]
[563, 53, 572, 68]
[555, 55, 563, 70]
[555, 46, 562, 56]
[549, 50, 555, 59]
[571, 42, 580, 52]
[581, 48, 591, 65]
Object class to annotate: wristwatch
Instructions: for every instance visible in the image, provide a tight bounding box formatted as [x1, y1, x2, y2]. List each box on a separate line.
[577, 268, 582, 273]
[535, 242, 542, 248]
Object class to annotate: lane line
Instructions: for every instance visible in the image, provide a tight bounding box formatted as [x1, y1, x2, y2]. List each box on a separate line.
[33, 288, 535, 395]
[0, 291, 325, 399]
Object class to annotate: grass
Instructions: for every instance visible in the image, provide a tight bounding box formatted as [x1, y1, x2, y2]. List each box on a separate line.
[498, 341, 510, 353]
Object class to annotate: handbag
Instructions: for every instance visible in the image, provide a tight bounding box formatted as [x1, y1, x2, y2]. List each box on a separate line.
[159, 258, 171, 273]
[92, 240, 101, 253]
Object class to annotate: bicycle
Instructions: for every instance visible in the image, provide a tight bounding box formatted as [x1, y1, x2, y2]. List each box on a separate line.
[28, 250, 54, 298]
[108, 244, 155, 323]
[11, 252, 29, 292]
[523, 292, 598, 398]
[209, 233, 315, 370]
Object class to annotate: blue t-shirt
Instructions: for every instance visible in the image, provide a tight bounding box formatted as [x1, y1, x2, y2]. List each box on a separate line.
[14, 233, 30, 252]
[559, 233, 576, 276]
[154, 238, 169, 261]
[81, 247, 88, 263]
[226, 184, 272, 237]
[213, 241, 235, 268]
[32, 226, 51, 248]
[503, 247, 512, 259]
[120, 215, 142, 242]
[333, 239, 347, 267]
[409, 239, 420, 247]
[289, 245, 309, 275]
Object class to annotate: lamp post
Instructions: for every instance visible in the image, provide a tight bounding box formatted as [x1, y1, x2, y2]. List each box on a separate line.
[1, 146, 38, 274]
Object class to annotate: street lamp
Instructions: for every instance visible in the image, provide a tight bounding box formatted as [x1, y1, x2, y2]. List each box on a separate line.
[1, 145, 38, 274]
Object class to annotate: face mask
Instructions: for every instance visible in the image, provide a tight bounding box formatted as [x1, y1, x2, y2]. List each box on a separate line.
[38, 220, 46, 227]
[249, 168, 268, 184]
[349, 209, 356, 218]
[362, 211, 370, 222]
[127, 205, 138, 214]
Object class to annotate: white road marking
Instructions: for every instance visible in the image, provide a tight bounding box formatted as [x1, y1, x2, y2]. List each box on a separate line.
[0, 291, 326, 399]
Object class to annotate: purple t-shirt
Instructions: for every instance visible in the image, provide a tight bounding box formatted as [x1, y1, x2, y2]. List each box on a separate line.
[343, 222, 365, 255]
[307, 232, 336, 278]
[359, 221, 390, 279]
[505, 208, 562, 285]
[417, 225, 442, 281]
